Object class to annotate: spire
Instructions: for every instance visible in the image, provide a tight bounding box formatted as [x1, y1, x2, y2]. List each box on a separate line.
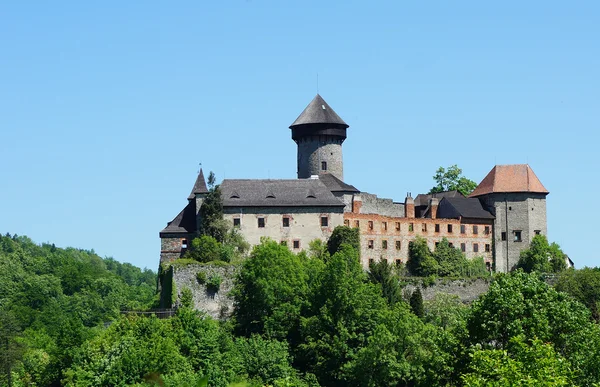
[188, 169, 209, 200]
[289, 94, 348, 128]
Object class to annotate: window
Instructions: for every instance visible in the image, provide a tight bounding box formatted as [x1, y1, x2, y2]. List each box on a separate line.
[293, 240, 300, 249]
[280, 240, 287, 247]
[501, 232, 507, 241]
[181, 239, 188, 249]
[258, 217, 265, 228]
[461, 243, 466, 252]
[435, 224, 440, 233]
[321, 216, 328, 227]
[233, 218, 241, 228]
[321, 161, 327, 171]
[395, 222, 401, 231]
[282, 217, 290, 227]
[448, 224, 453, 233]
[484, 226, 490, 235]
[449, 242, 454, 248]
[395, 259, 402, 267]
[395, 240, 401, 250]
[369, 258, 375, 265]
[460, 225, 466, 234]
[485, 244, 490, 252]
[368, 220, 374, 230]
[382, 221, 388, 231]
[382, 240, 388, 249]
[354, 220, 360, 228]
[435, 242, 440, 248]
[509, 206, 512, 211]
[534, 230, 541, 235]
[409, 223, 414, 232]
[368, 240, 374, 249]
[422, 223, 427, 232]
[473, 225, 478, 235]
[514, 230, 522, 242]
[344, 219, 350, 227]
[473, 243, 479, 253]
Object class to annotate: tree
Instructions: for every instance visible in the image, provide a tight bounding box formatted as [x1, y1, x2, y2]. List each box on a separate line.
[429, 165, 477, 196]
[0, 310, 24, 387]
[433, 238, 467, 277]
[327, 226, 360, 257]
[555, 267, 600, 321]
[186, 235, 222, 263]
[516, 235, 566, 273]
[367, 259, 402, 306]
[199, 172, 227, 243]
[407, 237, 438, 277]
[410, 288, 424, 318]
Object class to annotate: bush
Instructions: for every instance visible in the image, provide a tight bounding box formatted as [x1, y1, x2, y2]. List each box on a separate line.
[196, 271, 206, 285]
[207, 274, 222, 292]
[186, 235, 221, 263]
[180, 287, 193, 308]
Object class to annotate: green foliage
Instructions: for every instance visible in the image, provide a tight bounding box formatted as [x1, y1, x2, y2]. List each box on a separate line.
[180, 287, 194, 308]
[307, 239, 329, 261]
[429, 164, 477, 196]
[196, 271, 207, 285]
[555, 267, 600, 321]
[326, 226, 360, 257]
[199, 173, 228, 243]
[367, 259, 402, 306]
[207, 274, 222, 292]
[423, 293, 468, 331]
[516, 234, 566, 273]
[410, 288, 424, 318]
[187, 235, 222, 263]
[407, 236, 438, 276]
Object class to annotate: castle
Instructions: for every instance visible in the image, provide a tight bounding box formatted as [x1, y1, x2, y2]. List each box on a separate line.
[160, 94, 549, 272]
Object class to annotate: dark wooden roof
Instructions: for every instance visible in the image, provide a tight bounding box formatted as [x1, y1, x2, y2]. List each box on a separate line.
[437, 197, 495, 220]
[318, 173, 360, 193]
[414, 190, 464, 207]
[187, 169, 209, 200]
[289, 94, 348, 128]
[220, 179, 345, 207]
[160, 201, 197, 236]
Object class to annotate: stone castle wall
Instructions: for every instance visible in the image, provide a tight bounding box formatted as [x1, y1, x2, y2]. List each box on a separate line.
[297, 136, 344, 180]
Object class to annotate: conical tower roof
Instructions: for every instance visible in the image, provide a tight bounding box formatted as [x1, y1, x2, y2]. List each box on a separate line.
[469, 164, 549, 197]
[188, 169, 209, 200]
[289, 94, 348, 128]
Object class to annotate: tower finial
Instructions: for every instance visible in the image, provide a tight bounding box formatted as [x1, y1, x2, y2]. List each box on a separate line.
[317, 73, 319, 94]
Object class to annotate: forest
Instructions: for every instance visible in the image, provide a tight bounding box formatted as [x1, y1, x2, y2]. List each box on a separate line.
[2, 231, 600, 387]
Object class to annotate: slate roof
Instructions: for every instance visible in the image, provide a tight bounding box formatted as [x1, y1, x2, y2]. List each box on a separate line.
[160, 201, 197, 235]
[469, 164, 549, 197]
[187, 169, 209, 200]
[220, 179, 345, 207]
[318, 173, 360, 193]
[437, 197, 495, 220]
[414, 190, 464, 207]
[289, 94, 348, 128]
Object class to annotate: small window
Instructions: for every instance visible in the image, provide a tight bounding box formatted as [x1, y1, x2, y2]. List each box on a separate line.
[484, 226, 490, 235]
[321, 216, 328, 227]
[422, 223, 427, 232]
[382, 240, 388, 249]
[514, 230, 522, 242]
[473, 225, 478, 235]
[395, 222, 401, 231]
[293, 240, 300, 249]
[485, 244, 490, 252]
[534, 230, 541, 235]
[395, 240, 401, 250]
[369, 258, 375, 265]
[354, 220, 360, 228]
[282, 217, 290, 227]
[368, 220, 374, 230]
[460, 243, 466, 252]
[233, 218, 241, 228]
[395, 259, 402, 267]
[408, 223, 414, 232]
[435, 224, 440, 233]
[382, 221, 388, 231]
[501, 232, 507, 241]
[368, 240, 374, 249]
[280, 240, 287, 247]
[449, 242, 454, 248]
[344, 219, 350, 227]
[509, 206, 512, 211]
[448, 224, 453, 233]
[321, 161, 327, 171]
[460, 225, 466, 234]
[435, 241, 440, 248]
[473, 243, 479, 253]
[258, 217, 265, 228]
[181, 239, 188, 249]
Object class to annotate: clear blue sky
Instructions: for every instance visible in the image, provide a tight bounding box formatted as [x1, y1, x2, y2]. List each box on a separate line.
[1, 1, 598, 270]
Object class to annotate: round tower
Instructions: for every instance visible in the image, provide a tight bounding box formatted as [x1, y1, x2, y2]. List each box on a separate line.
[290, 94, 349, 181]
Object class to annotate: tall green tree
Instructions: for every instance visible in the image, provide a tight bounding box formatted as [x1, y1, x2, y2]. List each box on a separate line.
[516, 234, 566, 273]
[429, 165, 477, 196]
[407, 237, 438, 277]
[0, 310, 24, 387]
[555, 267, 600, 322]
[410, 288, 424, 318]
[199, 171, 228, 243]
[367, 259, 402, 306]
[327, 226, 360, 257]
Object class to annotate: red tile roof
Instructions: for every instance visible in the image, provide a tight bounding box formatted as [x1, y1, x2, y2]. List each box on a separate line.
[469, 164, 549, 197]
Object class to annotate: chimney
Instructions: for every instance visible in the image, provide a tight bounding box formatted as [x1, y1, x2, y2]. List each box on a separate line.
[429, 197, 439, 219]
[405, 193, 414, 218]
[352, 195, 362, 214]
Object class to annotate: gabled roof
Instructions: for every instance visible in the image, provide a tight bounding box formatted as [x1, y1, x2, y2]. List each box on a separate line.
[187, 169, 209, 200]
[414, 190, 464, 207]
[289, 94, 348, 128]
[437, 197, 495, 220]
[160, 201, 197, 235]
[318, 173, 360, 193]
[469, 164, 548, 197]
[220, 179, 345, 207]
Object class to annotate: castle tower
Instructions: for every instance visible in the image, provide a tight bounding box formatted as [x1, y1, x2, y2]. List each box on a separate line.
[290, 94, 349, 181]
[470, 164, 549, 273]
